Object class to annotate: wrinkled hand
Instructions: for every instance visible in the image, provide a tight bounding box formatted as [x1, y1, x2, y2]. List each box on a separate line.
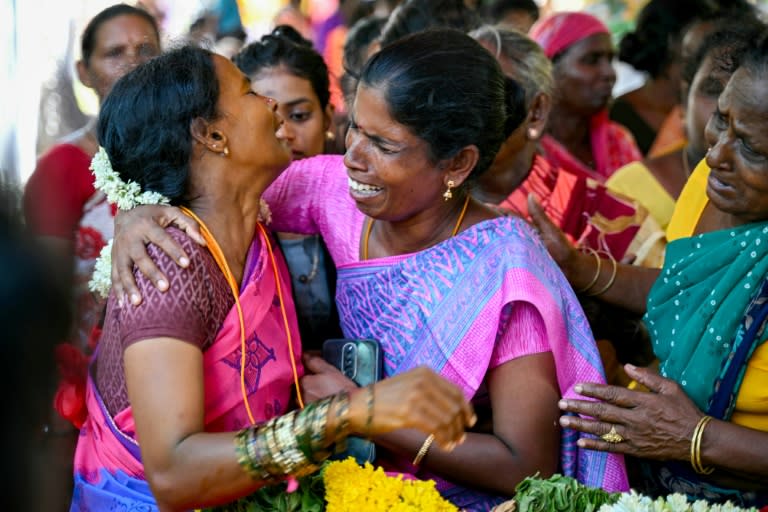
[300, 354, 358, 403]
[354, 366, 476, 451]
[112, 206, 204, 305]
[527, 194, 578, 275]
[558, 364, 702, 461]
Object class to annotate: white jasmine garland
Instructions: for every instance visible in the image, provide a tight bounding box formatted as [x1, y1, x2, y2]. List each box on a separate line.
[87, 146, 273, 298]
[597, 491, 758, 512]
[88, 146, 170, 298]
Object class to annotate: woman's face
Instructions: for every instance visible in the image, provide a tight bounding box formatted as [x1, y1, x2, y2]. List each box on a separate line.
[704, 67, 768, 224]
[344, 85, 446, 221]
[212, 55, 291, 178]
[685, 54, 730, 169]
[251, 66, 329, 160]
[78, 14, 161, 101]
[552, 33, 615, 116]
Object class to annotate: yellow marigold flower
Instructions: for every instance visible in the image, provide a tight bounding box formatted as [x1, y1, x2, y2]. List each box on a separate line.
[324, 458, 459, 512]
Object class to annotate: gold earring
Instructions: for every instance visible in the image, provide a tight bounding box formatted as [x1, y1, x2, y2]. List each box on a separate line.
[325, 130, 336, 142]
[443, 180, 455, 201]
[222, 146, 229, 157]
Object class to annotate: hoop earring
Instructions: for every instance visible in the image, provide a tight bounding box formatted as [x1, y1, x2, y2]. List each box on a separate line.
[443, 180, 455, 201]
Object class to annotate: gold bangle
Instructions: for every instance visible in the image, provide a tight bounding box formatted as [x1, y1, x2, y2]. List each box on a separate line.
[587, 251, 617, 297]
[575, 247, 602, 293]
[364, 385, 375, 438]
[690, 415, 715, 475]
[412, 434, 435, 466]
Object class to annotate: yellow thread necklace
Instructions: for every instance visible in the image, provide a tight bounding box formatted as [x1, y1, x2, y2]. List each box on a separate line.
[362, 194, 471, 260]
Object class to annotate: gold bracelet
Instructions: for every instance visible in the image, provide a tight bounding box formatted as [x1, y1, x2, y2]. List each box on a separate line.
[690, 415, 715, 475]
[575, 247, 602, 293]
[412, 434, 435, 466]
[587, 251, 617, 297]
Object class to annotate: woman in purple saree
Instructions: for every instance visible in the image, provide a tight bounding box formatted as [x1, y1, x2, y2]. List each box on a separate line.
[112, 30, 628, 511]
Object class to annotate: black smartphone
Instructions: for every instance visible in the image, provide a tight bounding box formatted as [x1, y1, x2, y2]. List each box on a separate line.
[322, 338, 382, 387]
[322, 338, 383, 463]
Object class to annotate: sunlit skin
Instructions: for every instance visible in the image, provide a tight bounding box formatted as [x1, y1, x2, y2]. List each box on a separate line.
[344, 85, 447, 223]
[76, 14, 161, 101]
[250, 66, 332, 160]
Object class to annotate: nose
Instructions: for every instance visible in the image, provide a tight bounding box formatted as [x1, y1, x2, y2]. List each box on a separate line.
[281, 119, 296, 142]
[343, 128, 364, 171]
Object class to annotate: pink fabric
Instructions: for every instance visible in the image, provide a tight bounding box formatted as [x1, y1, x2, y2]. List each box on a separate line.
[530, 11, 610, 59]
[73, 227, 304, 481]
[265, 155, 629, 496]
[540, 114, 643, 181]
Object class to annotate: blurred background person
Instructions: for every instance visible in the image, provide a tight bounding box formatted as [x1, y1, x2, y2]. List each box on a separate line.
[530, 11, 642, 182]
[481, 0, 540, 33]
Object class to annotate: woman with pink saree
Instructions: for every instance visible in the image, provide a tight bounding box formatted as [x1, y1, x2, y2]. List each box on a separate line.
[110, 30, 629, 511]
[70, 46, 474, 511]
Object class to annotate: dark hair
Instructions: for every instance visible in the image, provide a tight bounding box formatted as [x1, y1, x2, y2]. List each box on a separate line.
[81, 4, 160, 66]
[341, 16, 387, 104]
[741, 29, 768, 79]
[682, 17, 766, 90]
[618, 0, 717, 78]
[378, 0, 482, 48]
[485, 0, 539, 24]
[232, 25, 330, 109]
[360, 29, 525, 179]
[97, 46, 220, 205]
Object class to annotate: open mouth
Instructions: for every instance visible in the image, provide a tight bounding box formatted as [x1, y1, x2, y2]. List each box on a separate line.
[348, 177, 383, 196]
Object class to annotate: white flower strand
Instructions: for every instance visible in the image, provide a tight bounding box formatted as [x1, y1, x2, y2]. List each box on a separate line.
[91, 146, 170, 211]
[598, 491, 757, 512]
[87, 146, 273, 298]
[88, 146, 170, 298]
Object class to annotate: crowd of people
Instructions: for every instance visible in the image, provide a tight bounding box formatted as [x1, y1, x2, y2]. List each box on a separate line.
[17, 0, 768, 510]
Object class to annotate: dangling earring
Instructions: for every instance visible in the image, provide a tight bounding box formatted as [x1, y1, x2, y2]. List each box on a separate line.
[325, 130, 336, 142]
[527, 128, 539, 139]
[222, 146, 230, 157]
[443, 180, 455, 201]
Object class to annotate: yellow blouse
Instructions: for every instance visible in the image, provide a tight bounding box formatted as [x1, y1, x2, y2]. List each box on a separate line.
[663, 158, 767, 431]
[665, 158, 709, 242]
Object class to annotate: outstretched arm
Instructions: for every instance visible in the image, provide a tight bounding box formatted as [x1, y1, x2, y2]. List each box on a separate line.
[559, 364, 768, 488]
[528, 195, 660, 314]
[126, 338, 475, 511]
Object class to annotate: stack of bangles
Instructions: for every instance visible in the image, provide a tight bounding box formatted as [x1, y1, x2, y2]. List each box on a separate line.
[575, 247, 618, 297]
[234, 391, 355, 482]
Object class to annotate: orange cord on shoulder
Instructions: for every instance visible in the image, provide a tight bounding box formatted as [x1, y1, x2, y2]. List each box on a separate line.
[180, 208, 304, 427]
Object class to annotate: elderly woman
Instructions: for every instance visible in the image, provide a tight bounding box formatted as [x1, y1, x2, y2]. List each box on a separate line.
[108, 30, 627, 510]
[530, 12, 642, 181]
[470, 25, 643, 261]
[71, 45, 474, 511]
[552, 36, 768, 506]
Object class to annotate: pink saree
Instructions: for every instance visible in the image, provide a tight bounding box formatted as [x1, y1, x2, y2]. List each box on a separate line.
[70, 229, 303, 511]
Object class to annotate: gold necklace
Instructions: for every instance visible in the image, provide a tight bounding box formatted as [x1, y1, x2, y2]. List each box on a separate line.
[362, 194, 471, 260]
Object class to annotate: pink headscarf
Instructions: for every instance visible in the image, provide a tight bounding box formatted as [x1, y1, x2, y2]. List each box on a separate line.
[529, 11, 610, 59]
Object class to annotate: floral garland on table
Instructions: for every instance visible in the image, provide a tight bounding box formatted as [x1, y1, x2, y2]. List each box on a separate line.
[87, 146, 271, 298]
[490, 474, 761, 512]
[203, 457, 458, 512]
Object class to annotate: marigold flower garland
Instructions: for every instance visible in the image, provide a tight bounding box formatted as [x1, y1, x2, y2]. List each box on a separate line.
[323, 458, 458, 512]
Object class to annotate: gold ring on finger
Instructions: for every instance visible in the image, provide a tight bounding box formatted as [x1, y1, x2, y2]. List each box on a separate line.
[600, 425, 624, 444]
